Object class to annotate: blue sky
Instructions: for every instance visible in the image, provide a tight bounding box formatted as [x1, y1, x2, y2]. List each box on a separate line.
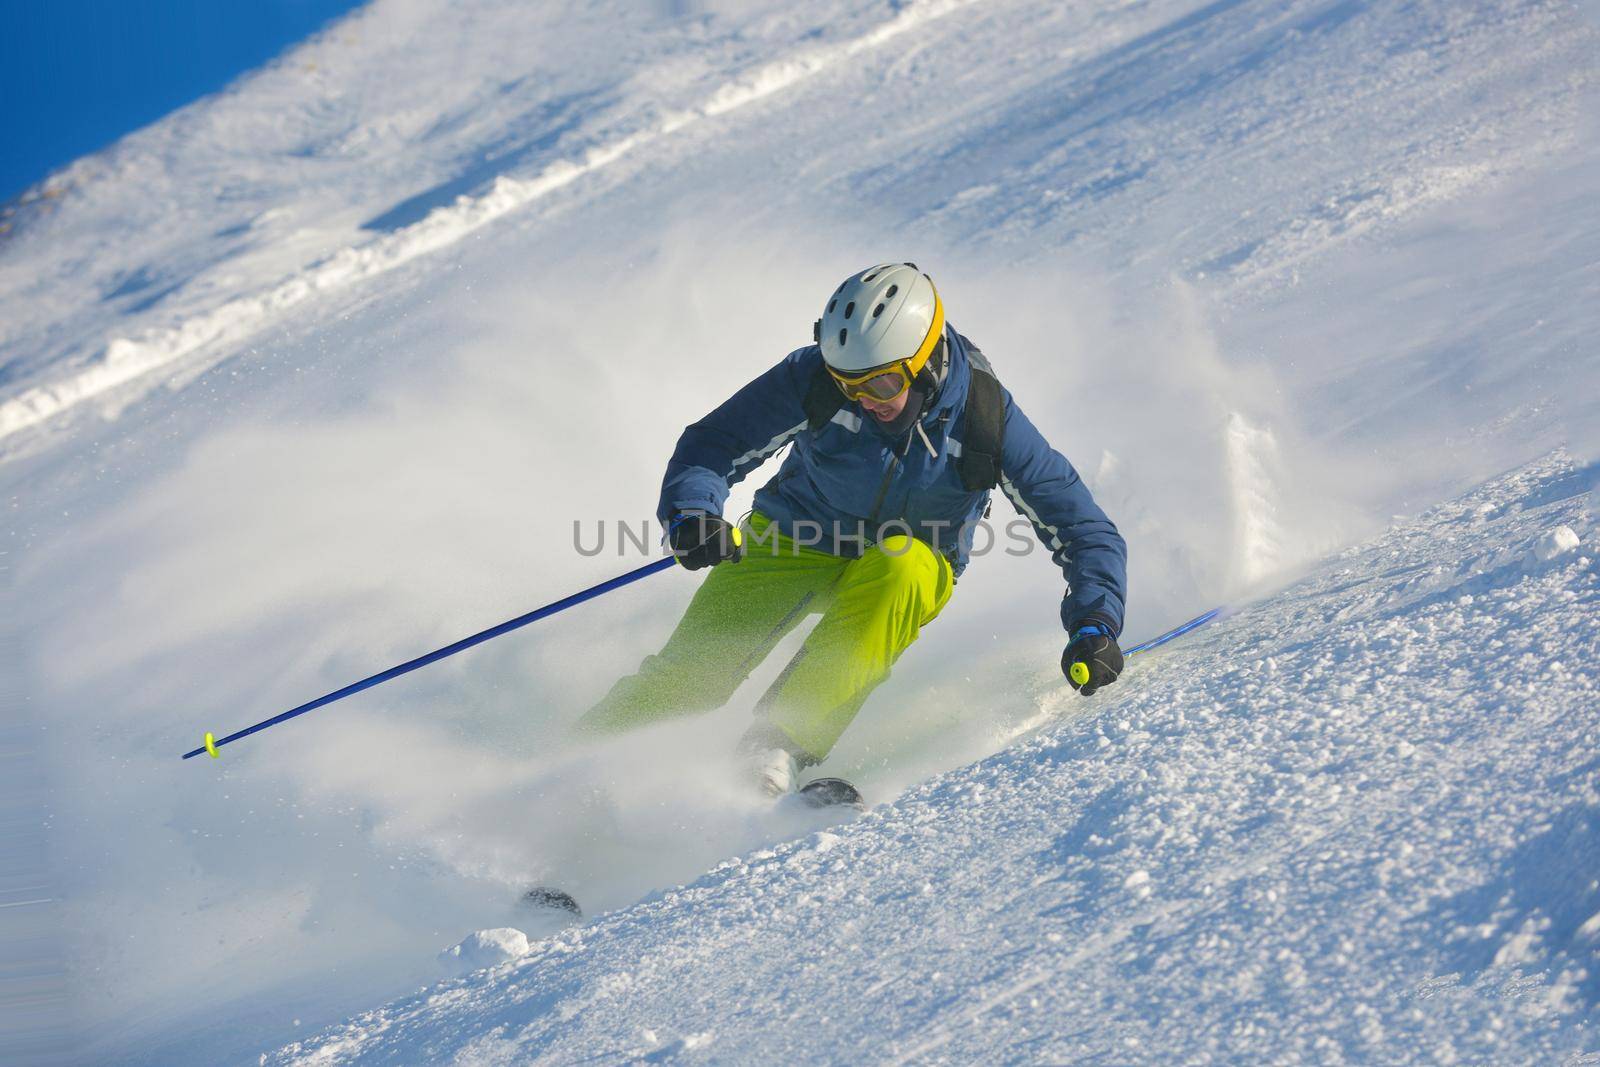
[1, 0, 366, 204]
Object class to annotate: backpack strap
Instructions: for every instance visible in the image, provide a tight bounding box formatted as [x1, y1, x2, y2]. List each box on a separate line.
[803, 362, 846, 431]
[956, 341, 1006, 491]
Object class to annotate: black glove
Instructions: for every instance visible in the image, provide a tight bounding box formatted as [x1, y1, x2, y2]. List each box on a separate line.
[669, 511, 745, 570]
[1062, 622, 1123, 696]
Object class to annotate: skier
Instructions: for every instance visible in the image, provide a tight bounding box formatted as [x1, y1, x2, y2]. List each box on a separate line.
[577, 264, 1127, 801]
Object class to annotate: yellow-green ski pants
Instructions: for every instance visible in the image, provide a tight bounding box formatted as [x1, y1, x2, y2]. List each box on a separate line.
[577, 512, 954, 760]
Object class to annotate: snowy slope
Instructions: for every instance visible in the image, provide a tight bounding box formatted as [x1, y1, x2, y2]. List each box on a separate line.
[3, 0, 1598, 1062]
[265, 453, 1600, 1064]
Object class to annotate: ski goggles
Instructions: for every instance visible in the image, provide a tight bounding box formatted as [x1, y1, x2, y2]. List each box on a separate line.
[826, 316, 947, 404]
[828, 358, 921, 403]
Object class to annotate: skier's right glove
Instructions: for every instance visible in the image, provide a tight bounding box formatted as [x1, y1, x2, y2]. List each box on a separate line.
[1063, 622, 1123, 696]
[669, 510, 745, 570]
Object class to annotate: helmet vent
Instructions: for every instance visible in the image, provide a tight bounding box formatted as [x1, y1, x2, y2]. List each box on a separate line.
[838, 328, 848, 346]
[827, 299, 837, 313]
[885, 284, 898, 299]
[844, 301, 855, 319]
[872, 303, 885, 318]
[862, 271, 878, 282]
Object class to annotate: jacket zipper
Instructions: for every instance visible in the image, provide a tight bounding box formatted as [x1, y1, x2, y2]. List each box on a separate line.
[868, 406, 950, 534]
[866, 450, 900, 531]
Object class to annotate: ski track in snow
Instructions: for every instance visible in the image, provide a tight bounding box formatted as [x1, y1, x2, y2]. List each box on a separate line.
[266, 454, 1600, 1064]
[0, 0, 1591, 457]
[0, 0, 978, 446]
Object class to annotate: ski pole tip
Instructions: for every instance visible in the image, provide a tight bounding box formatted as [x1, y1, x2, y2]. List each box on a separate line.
[204, 732, 220, 759]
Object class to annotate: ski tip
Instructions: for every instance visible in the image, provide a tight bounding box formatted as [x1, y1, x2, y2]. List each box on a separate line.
[203, 732, 220, 759]
[797, 777, 866, 812]
[521, 886, 582, 917]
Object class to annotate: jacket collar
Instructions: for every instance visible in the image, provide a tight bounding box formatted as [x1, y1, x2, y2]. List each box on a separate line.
[860, 325, 971, 449]
[922, 324, 970, 426]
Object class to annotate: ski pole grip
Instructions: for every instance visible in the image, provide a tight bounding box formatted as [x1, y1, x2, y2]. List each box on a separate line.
[1069, 661, 1090, 687]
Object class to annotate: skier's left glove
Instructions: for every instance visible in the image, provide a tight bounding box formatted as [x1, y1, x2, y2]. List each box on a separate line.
[1062, 622, 1123, 696]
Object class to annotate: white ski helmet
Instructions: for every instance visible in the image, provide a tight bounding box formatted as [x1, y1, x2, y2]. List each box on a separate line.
[817, 263, 944, 375]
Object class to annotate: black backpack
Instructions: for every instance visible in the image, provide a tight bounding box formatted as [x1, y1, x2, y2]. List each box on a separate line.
[800, 337, 1005, 492]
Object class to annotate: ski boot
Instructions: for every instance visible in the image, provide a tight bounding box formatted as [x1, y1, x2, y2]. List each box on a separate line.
[749, 746, 800, 798]
[738, 722, 806, 798]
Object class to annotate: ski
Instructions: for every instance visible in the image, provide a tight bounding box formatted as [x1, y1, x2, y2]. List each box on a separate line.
[521, 886, 583, 918]
[797, 777, 866, 811]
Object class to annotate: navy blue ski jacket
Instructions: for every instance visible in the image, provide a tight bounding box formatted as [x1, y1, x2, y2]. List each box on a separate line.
[658, 327, 1127, 635]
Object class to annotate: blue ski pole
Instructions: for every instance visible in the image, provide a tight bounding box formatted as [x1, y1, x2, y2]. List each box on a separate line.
[1124, 606, 1224, 656]
[183, 556, 678, 760]
[1066, 605, 1225, 688]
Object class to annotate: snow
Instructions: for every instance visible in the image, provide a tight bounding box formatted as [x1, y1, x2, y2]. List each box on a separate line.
[437, 928, 529, 975]
[3, 0, 1599, 1063]
[1531, 525, 1581, 563]
[0, 0, 981, 446]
